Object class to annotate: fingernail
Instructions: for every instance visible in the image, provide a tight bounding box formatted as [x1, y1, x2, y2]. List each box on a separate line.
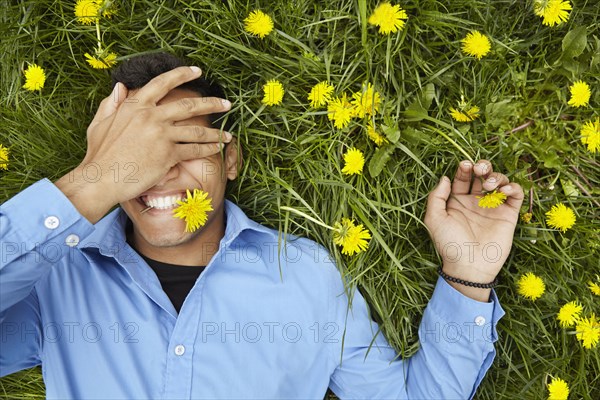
[189, 66, 201, 74]
[462, 161, 472, 167]
[224, 132, 232, 140]
[441, 176, 450, 183]
[221, 99, 231, 108]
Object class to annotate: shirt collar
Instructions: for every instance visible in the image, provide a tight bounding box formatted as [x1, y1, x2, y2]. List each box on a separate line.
[222, 200, 277, 243]
[79, 200, 277, 252]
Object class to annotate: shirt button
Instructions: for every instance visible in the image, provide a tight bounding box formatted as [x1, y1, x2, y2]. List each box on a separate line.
[65, 234, 80, 247]
[44, 216, 60, 230]
[174, 344, 185, 356]
[474, 316, 486, 326]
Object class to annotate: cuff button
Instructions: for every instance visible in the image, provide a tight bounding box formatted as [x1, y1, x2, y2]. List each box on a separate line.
[44, 216, 60, 229]
[65, 234, 80, 247]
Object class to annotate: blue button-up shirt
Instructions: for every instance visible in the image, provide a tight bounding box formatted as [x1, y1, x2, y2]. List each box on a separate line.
[1, 179, 504, 399]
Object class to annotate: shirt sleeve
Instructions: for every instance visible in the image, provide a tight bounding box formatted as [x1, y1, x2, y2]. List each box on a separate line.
[0, 178, 95, 377]
[328, 272, 504, 399]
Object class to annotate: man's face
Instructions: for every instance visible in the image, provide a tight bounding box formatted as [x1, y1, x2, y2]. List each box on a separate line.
[120, 88, 238, 249]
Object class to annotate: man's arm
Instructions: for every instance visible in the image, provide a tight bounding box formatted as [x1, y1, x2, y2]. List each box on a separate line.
[54, 67, 232, 224]
[424, 160, 524, 302]
[1, 65, 232, 376]
[329, 160, 523, 398]
[328, 274, 503, 399]
[0, 179, 96, 377]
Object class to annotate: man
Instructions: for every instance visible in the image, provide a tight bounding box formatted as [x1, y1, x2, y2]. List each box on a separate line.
[1, 53, 524, 398]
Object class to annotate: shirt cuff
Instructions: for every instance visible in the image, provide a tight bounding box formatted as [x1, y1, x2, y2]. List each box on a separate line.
[1, 178, 95, 249]
[420, 276, 505, 349]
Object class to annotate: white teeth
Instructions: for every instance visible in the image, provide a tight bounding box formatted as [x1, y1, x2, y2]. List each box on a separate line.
[144, 194, 184, 210]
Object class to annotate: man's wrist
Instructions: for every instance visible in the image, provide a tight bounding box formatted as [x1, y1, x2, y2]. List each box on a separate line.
[440, 264, 498, 302]
[438, 266, 498, 288]
[54, 166, 114, 224]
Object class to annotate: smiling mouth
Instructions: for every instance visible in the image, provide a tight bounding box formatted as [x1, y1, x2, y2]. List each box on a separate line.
[136, 192, 188, 210]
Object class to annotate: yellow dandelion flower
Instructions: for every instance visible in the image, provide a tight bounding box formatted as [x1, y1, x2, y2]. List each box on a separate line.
[517, 272, 545, 300]
[588, 277, 600, 296]
[244, 10, 274, 39]
[0, 144, 9, 170]
[449, 106, 480, 122]
[368, 2, 408, 35]
[545, 203, 576, 233]
[557, 301, 583, 328]
[261, 79, 284, 106]
[172, 189, 214, 233]
[308, 81, 334, 108]
[521, 212, 533, 223]
[534, 0, 572, 27]
[328, 94, 355, 129]
[366, 122, 388, 146]
[476, 190, 507, 209]
[351, 83, 381, 118]
[547, 377, 570, 400]
[341, 147, 365, 176]
[461, 31, 491, 60]
[575, 314, 600, 349]
[567, 80, 591, 107]
[580, 117, 600, 153]
[74, 0, 100, 25]
[333, 218, 372, 256]
[449, 97, 480, 122]
[84, 51, 118, 69]
[22, 64, 46, 91]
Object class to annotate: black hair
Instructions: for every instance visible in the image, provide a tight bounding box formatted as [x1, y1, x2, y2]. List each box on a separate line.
[110, 52, 228, 129]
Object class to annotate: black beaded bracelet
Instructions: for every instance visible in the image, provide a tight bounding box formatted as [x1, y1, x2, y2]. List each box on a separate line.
[437, 266, 498, 289]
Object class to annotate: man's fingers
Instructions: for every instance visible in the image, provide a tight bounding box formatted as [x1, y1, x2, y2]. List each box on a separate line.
[175, 142, 225, 162]
[482, 172, 510, 192]
[159, 96, 231, 122]
[452, 160, 473, 194]
[471, 160, 493, 193]
[136, 66, 202, 105]
[498, 183, 525, 210]
[424, 176, 451, 228]
[89, 83, 128, 129]
[172, 124, 232, 144]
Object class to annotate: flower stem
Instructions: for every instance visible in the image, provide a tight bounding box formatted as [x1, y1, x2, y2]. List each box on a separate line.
[422, 118, 475, 164]
[95, 19, 102, 51]
[279, 206, 334, 231]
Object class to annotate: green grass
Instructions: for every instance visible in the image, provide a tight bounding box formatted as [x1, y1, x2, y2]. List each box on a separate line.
[1, 0, 599, 398]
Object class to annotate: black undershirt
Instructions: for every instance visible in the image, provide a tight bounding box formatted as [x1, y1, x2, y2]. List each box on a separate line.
[139, 254, 205, 313]
[125, 219, 205, 313]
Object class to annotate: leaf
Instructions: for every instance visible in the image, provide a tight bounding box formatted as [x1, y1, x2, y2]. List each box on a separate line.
[381, 123, 400, 144]
[485, 98, 523, 130]
[403, 99, 427, 121]
[561, 59, 586, 75]
[368, 144, 395, 178]
[561, 26, 587, 60]
[542, 154, 562, 169]
[560, 178, 580, 198]
[401, 127, 432, 145]
[421, 83, 436, 110]
[403, 83, 436, 121]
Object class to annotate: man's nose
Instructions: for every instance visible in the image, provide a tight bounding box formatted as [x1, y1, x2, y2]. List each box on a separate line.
[155, 164, 180, 187]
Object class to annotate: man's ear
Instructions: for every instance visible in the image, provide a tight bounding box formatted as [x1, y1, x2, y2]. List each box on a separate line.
[224, 137, 242, 181]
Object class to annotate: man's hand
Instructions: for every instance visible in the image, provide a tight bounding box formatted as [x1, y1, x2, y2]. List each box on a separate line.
[55, 66, 232, 224]
[424, 160, 524, 301]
